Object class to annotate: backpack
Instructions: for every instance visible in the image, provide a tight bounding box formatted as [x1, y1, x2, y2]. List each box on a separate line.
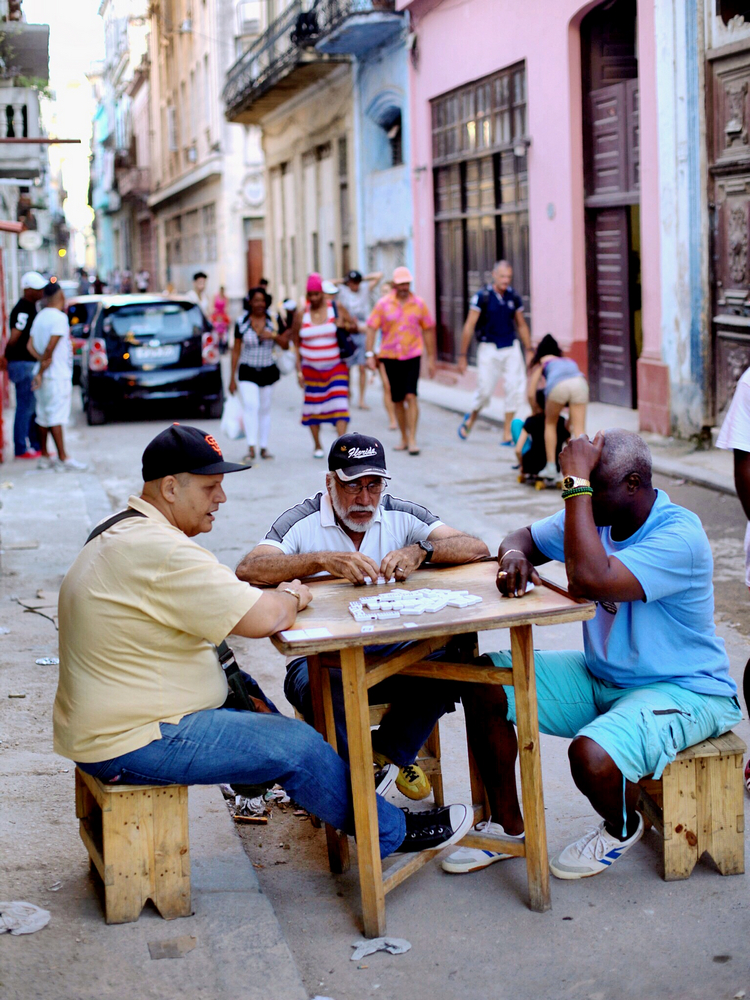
[473, 286, 492, 335]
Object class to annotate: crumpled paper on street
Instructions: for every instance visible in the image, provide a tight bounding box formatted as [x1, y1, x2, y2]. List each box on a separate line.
[0, 901, 51, 935]
[350, 936, 411, 961]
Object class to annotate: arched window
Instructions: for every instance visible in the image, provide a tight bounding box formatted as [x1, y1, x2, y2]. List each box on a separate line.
[366, 90, 404, 170]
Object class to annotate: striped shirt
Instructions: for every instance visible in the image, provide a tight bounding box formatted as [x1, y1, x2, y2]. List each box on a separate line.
[237, 313, 275, 368]
[261, 490, 442, 562]
[299, 303, 340, 370]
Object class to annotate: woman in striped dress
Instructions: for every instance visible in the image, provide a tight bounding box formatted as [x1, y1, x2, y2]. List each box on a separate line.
[291, 273, 356, 458]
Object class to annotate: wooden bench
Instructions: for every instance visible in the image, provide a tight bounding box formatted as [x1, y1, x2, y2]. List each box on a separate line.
[637, 731, 746, 881]
[75, 768, 191, 924]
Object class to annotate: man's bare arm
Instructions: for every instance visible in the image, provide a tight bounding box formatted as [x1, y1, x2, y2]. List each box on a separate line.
[237, 543, 381, 586]
[230, 579, 312, 638]
[379, 526, 489, 581]
[515, 309, 531, 353]
[457, 309, 480, 374]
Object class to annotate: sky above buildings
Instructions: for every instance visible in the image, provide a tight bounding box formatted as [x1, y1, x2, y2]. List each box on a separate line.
[24, 0, 104, 245]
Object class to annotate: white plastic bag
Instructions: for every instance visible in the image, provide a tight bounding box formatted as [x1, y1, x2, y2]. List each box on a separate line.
[220, 393, 244, 440]
[273, 344, 297, 376]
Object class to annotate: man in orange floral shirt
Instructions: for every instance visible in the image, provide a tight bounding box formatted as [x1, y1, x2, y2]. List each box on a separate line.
[365, 267, 436, 456]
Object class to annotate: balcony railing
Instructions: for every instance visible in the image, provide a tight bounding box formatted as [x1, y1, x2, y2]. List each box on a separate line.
[117, 166, 151, 199]
[223, 0, 401, 123]
[0, 87, 44, 179]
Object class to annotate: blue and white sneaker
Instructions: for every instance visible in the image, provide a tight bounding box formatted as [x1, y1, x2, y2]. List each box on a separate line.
[441, 819, 524, 874]
[549, 812, 644, 880]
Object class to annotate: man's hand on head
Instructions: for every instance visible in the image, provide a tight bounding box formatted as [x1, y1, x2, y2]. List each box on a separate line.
[380, 544, 425, 582]
[559, 431, 605, 480]
[323, 551, 381, 585]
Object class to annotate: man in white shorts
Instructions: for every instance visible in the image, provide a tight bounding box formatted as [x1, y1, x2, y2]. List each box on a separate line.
[30, 282, 86, 471]
[456, 260, 531, 446]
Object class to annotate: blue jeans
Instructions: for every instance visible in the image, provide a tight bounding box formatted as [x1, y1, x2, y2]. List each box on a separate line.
[76, 706, 407, 858]
[7, 360, 39, 455]
[284, 642, 459, 767]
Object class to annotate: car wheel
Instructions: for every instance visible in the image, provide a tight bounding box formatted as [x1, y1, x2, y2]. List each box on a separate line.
[205, 397, 223, 419]
[86, 398, 106, 426]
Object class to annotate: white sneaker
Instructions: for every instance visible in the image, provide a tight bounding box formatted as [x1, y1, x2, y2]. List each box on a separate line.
[313, 448, 324, 459]
[36, 456, 53, 470]
[60, 457, 88, 471]
[550, 812, 644, 880]
[540, 461, 558, 480]
[441, 819, 525, 874]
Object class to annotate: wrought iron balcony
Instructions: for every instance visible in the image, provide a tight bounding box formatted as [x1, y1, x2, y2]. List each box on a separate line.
[223, 0, 402, 125]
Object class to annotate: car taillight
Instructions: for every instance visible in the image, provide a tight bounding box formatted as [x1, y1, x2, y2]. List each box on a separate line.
[89, 338, 108, 372]
[202, 331, 219, 365]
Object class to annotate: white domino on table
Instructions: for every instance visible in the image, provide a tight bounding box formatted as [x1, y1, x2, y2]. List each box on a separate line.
[347, 586, 483, 621]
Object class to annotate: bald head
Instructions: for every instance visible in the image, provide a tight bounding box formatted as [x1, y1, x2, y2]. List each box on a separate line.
[597, 429, 652, 487]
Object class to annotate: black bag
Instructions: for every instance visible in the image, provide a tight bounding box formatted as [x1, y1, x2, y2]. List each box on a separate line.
[332, 300, 356, 359]
[85, 509, 276, 714]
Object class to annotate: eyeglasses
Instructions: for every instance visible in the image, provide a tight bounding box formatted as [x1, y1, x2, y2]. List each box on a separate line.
[338, 478, 386, 495]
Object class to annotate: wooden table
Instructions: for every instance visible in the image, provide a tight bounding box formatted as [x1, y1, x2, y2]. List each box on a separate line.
[271, 561, 594, 936]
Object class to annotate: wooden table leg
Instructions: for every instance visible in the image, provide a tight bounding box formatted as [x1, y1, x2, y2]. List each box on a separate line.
[510, 624, 551, 913]
[308, 653, 350, 874]
[340, 645, 386, 937]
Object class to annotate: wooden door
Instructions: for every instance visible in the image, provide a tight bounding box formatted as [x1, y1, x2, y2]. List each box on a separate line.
[435, 219, 465, 362]
[708, 50, 750, 419]
[246, 239, 263, 290]
[588, 208, 634, 406]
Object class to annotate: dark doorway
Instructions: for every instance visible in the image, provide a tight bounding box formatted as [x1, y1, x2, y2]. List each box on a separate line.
[581, 0, 640, 407]
[246, 239, 263, 290]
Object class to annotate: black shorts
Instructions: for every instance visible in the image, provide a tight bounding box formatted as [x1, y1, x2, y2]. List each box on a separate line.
[238, 363, 280, 387]
[381, 356, 421, 403]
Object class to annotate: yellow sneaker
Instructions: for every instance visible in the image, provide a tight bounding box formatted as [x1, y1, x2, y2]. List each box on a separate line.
[373, 752, 431, 801]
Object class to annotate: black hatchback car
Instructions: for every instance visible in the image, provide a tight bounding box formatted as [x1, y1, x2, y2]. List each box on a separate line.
[80, 295, 223, 425]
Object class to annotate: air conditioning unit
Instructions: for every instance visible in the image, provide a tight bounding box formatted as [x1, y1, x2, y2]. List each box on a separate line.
[187, 146, 197, 162]
[239, 17, 259, 34]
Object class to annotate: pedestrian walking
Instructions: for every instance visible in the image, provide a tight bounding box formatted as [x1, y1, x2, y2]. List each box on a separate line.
[186, 271, 209, 315]
[29, 282, 86, 471]
[512, 388, 570, 479]
[135, 269, 150, 293]
[290, 273, 356, 459]
[456, 260, 531, 446]
[211, 285, 231, 351]
[228, 287, 291, 463]
[336, 269, 383, 411]
[716, 366, 750, 762]
[366, 266, 436, 455]
[4, 271, 46, 458]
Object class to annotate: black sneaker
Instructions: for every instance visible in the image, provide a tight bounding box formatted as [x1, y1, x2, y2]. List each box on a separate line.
[375, 762, 398, 797]
[395, 804, 473, 853]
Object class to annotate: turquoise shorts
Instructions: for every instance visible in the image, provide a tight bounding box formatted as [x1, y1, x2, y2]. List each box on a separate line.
[489, 649, 742, 783]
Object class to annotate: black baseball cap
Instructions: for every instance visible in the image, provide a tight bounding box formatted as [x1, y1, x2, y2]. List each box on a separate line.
[346, 270, 363, 283]
[142, 424, 251, 482]
[328, 433, 391, 482]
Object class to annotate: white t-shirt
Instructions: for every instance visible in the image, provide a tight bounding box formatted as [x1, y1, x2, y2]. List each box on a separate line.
[336, 284, 371, 329]
[30, 307, 72, 381]
[717, 367, 750, 586]
[261, 490, 443, 563]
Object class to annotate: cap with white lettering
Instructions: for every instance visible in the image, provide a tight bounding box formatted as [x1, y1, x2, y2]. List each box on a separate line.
[328, 433, 391, 482]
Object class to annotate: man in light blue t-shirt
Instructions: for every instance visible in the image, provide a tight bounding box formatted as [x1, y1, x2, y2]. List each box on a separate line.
[441, 429, 742, 880]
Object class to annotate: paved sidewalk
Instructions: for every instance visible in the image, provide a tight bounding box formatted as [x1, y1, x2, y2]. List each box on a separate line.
[419, 373, 736, 495]
[0, 449, 306, 1000]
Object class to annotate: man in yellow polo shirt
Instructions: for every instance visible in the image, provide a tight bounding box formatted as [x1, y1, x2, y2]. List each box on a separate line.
[53, 424, 471, 858]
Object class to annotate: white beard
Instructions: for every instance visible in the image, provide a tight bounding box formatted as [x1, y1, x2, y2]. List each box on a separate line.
[330, 488, 378, 533]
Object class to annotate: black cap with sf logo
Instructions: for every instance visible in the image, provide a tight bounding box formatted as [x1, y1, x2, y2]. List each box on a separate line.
[327, 433, 391, 482]
[142, 424, 252, 482]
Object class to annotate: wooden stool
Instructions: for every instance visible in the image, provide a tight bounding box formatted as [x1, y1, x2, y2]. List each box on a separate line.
[75, 768, 191, 924]
[637, 731, 746, 881]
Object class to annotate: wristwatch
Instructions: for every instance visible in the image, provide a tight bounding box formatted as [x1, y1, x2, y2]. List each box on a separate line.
[562, 476, 591, 492]
[281, 587, 301, 607]
[365, 351, 375, 358]
[417, 539, 434, 563]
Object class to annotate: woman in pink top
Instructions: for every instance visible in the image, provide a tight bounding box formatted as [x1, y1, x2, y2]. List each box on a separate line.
[290, 273, 357, 458]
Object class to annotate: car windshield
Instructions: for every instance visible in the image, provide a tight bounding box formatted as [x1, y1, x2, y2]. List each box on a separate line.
[105, 303, 204, 340]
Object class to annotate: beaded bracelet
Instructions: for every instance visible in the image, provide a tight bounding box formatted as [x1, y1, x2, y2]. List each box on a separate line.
[562, 486, 593, 501]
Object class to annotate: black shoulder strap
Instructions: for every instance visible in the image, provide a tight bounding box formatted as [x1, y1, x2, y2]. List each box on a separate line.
[84, 508, 147, 545]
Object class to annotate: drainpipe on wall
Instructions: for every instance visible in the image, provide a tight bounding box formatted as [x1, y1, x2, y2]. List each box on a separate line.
[351, 57, 366, 274]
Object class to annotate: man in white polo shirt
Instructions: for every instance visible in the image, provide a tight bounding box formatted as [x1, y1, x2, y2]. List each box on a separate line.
[30, 281, 86, 471]
[237, 433, 489, 799]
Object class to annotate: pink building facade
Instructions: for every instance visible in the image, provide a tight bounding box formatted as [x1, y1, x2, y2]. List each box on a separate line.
[401, 0, 671, 433]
